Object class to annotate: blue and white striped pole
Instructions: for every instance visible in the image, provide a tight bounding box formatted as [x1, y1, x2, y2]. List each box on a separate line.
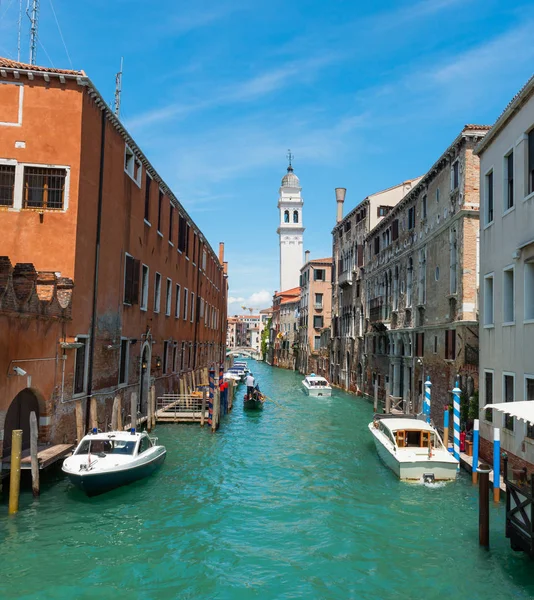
[443, 406, 450, 452]
[453, 381, 461, 465]
[472, 418, 479, 483]
[424, 376, 432, 423]
[493, 427, 501, 502]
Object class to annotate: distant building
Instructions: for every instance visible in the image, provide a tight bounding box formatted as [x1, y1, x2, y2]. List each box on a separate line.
[475, 75, 534, 473]
[277, 156, 304, 291]
[268, 288, 300, 369]
[226, 314, 262, 351]
[330, 179, 421, 392]
[297, 254, 333, 375]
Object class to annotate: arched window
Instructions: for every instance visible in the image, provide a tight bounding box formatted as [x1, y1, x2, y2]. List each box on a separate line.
[284, 210, 289, 223]
[293, 210, 298, 223]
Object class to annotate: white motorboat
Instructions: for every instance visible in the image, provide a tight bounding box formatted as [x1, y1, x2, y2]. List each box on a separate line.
[368, 416, 458, 482]
[62, 430, 166, 496]
[302, 374, 332, 397]
[223, 371, 242, 382]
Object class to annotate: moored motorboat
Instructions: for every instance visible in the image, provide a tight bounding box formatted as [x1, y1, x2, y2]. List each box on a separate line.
[368, 415, 458, 482]
[302, 373, 332, 397]
[62, 430, 166, 496]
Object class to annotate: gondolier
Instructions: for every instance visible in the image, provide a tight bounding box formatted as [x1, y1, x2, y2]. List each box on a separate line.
[246, 372, 255, 398]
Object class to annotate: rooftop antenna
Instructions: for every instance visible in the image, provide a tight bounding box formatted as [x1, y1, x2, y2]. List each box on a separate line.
[27, 0, 40, 65]
[17, 0, 23, 61]
[114, 57, 124, 117]
[287, 149, 294, 172]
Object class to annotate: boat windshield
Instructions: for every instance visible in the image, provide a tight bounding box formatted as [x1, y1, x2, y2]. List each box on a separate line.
[75, 439, 137, 455]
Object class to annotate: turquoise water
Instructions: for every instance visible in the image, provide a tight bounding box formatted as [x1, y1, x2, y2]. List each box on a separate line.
[2, 361, 534, 599]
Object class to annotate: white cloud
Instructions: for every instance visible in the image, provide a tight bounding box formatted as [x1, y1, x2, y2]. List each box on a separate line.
[247, 290, 272, 307]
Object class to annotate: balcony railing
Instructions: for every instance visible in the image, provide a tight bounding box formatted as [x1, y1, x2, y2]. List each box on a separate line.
[369, 297, 383, 323]
[338, 269, 353, 287]
[314, 303, 323, 310]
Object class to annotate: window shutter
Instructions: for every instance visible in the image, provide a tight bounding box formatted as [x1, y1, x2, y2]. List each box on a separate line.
[392, 219, 399, 241]
[357, 245, 364, 267]
[132, 259, 140, 304]
[124, 255, 134, 304]
[451, 330, 456, 360]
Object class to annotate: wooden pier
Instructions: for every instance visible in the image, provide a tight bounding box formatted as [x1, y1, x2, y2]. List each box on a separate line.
[155, 392, 209, 423]
[2, 443, 74, 471]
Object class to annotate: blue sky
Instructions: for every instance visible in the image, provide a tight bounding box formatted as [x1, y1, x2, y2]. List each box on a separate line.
[1, 0, 534, 316]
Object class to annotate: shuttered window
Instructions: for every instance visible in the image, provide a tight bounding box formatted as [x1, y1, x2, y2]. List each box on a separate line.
[445, 329, 456, 360]
[123, 254, 140, 305]
[416, 332, 424, 357]
[392, 219, 399, 241]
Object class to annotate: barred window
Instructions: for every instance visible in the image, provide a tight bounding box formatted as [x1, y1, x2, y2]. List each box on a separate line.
[0, 165, 15, 206]
[23, 167, 66, 209]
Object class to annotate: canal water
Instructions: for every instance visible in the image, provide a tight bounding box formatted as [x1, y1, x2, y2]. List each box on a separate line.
[1, 361, 534, 599]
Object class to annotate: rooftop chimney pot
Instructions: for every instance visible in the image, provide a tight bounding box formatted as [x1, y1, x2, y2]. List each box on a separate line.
[335, 188, 346, 223]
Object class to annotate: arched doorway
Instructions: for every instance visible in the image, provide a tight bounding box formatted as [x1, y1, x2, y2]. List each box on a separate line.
[139, 343, 151, 416]
[3, 388, 40, 457]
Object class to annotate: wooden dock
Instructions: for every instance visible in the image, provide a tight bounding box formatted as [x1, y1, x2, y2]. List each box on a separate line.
[2, 443, 74, 471]
[155, 392, 208, 424]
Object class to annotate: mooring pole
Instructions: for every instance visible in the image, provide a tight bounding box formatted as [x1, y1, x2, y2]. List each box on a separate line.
[373, 379, 378, 412]
[200, 388, 206, 427]
[424, 376, 432, 423]
[209, 367, 214, 431]
[443, 406, 449, 451]
[452, 381, 461, 464]
[472, 418, 479, 484]
[478, 463, 491, 548]
[30, 411, 40, 497]
[493, 428, 501, 503]
[8, 429, 23, 515]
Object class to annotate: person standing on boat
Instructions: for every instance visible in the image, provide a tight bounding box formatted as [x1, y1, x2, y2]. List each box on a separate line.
[246, 372, 255, 399]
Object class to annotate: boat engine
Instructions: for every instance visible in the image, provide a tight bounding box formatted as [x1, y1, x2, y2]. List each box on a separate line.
[423, 473, 435, 484]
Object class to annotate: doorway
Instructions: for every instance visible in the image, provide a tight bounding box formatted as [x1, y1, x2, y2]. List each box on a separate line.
[3, 388, 40, 457]
[139, 343, 151, 416]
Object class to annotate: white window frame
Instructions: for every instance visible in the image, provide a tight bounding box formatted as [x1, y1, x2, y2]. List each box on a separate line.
[524, 260, 534, 323]
[124, 144, 142, 187]
[503, 147, 515, 215]
[484, 166, 494, 228]
[140, 264, 149, 311]
[154, 272, 161, 313]
[165, 278, 172, 316]
[118, 337, 129, 387]
[483, 273, 494, 327]
[175, 283, 181, 318]
[183, 287, 188, 321]
[525, 375, 534, 401]
[0, 81, 24, 127]
[483, 369, 494, 422]
[73, 335, 90, 398]
[502, 265, 515, 326]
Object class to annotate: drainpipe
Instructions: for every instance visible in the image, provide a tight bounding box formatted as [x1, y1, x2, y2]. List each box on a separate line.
[85, 109, 107, 431]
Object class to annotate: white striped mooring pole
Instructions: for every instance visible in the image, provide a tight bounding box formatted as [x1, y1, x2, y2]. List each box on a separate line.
[493, 427, 501, 502]
[472, 418, 479, 484]
[453, 381, 461, 466]
[424, 376, 431, 423]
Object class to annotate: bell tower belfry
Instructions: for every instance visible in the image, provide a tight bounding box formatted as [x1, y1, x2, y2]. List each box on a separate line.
[277, 151, 304, 291]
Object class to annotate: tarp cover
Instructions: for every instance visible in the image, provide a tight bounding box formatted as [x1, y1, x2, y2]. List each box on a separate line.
[483, 401, 534, 425]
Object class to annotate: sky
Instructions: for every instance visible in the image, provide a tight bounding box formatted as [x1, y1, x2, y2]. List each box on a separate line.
[1, 0, 534, 316]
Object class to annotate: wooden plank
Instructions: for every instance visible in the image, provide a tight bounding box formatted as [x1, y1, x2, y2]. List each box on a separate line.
[30, 411, 39, 496]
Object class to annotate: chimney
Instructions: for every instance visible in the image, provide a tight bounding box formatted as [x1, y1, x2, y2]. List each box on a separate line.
[223, 261, 228, 275]
[219, 242, 224, 264]
[335, 188, 346, 223]
[305, 250, 310, 264]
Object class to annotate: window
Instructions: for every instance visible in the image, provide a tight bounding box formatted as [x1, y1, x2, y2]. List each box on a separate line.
[505, 151, 514, 210]
[124, 146, 141, 185]
[406, 258, 413, 307]
[422, 195, 427, 219]
[436, 188, 440, 203]
[293, 210, 298, 223]
[374, 237, 380, 255]
[415, 332, 424, 357]
[450, 228, 457, 294]
[180, 341, 186, 371]
[144, 173, 151, 222]
[433, 335, 438, 354]
[393, 266, 399, 311]
[173, 343, 178, 372]
[141, 265, 149, 311]
[183, 288, 188, 320]
[313, 315, 323, 329]
[23, 167, 66, 209]
[408, 206, 416, 230]
[485, 171, 494, 224]
[202, 249, 207, 271]
[165, 278, 172, 316]
[123, 254, 140, 305]
[119, 339, 129, 385]
[74, 337, 88, 395]
[185, 224, 191, 257]
[314, 269, 325, 281]
[525, 262, 534, 321]
[528, 129, 534, 195]
[418, 247, 426, 305]
[315, 293, 323, 307]
[377, 206, 390, 217]
[452, 161, 459, 190]
[484, 371, 493, 422]
[191, 291, 195, 322]
[0, 164, 15, 206]
[445, 329, 456, 360]
[284, 210, 289, 223]
[169, 204, 174, 243]
[483, 275, 494, 326]
[392, 219, 399, 241]
[157, 189, 163, 233]
[163, 341, 169, 374]
[503, 373, 515, 431]
[526, 377, 534, 438]
[154, 272, 161, 313]
[175, 284, 181, 318]
[314, 336, 321, 351]
[503, 267, 515, 324]
[178, 215, 187, 252]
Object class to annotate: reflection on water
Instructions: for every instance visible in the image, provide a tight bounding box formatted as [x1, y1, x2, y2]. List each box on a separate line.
[1, 361, 534, 600]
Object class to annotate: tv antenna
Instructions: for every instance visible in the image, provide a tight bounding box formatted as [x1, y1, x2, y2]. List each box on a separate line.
[27, 0, 40, 65]
[114, 57, 124, 117]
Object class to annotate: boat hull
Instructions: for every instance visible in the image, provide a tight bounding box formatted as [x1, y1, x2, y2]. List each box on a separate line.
[302, 385, 332, 397]
[243, 398, 264, 410]
[64, 449, 166, 496]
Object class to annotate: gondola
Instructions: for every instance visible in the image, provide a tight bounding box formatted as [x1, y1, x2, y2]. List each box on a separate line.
[243, 387, 265, 410]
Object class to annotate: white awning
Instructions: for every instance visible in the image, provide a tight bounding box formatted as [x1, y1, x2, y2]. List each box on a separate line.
[483, 401, 534, 425]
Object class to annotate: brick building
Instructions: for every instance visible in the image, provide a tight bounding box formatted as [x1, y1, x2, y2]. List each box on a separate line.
[0, 57, 227, 449]
[363, 125, 489, 426]
[297, 254, 332, 375]
[330, 180, 420, 392]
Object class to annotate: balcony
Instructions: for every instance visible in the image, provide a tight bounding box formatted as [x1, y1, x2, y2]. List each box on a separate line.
[314, 303, 323, 310]
[338, 269, 353, 287]
[369, 297, 383, 323]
